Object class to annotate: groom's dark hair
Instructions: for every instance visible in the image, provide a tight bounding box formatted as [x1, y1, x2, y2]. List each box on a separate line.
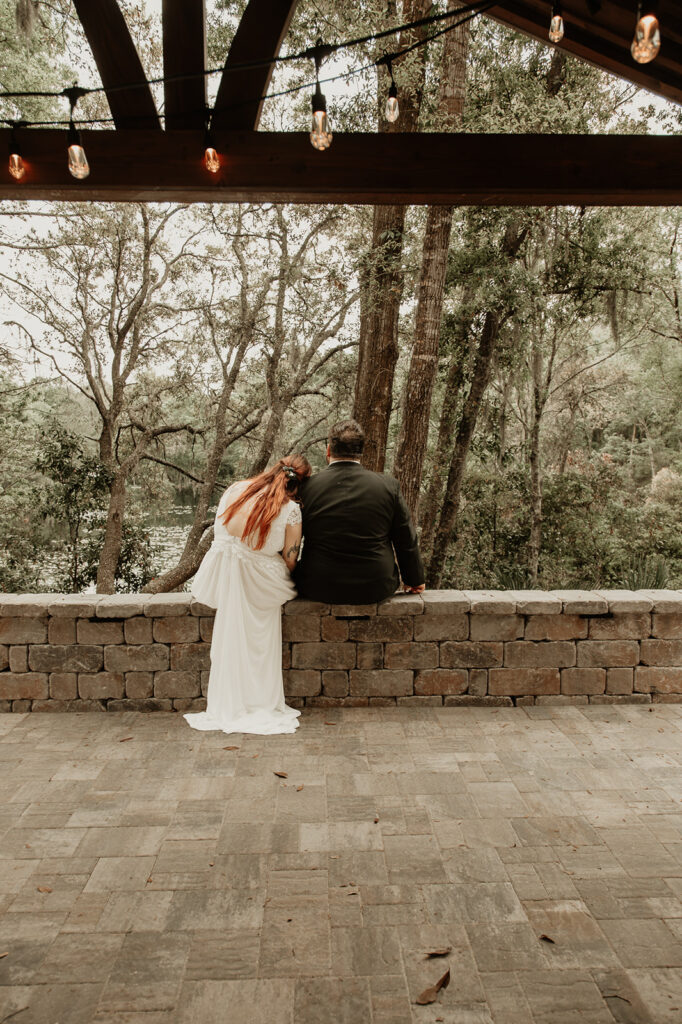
[329, 419, 364, 458]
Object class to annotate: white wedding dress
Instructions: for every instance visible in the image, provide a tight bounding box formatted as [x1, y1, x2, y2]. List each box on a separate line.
[183, 481, 302, 735]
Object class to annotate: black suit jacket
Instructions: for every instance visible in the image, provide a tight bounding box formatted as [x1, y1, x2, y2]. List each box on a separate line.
[293, 461, 425, 604]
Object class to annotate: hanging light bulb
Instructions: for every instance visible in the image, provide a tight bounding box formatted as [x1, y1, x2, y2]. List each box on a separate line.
[67, 121, 89, 179]
[204, 145, 220, 173]
[8, 127, 25, 180]
[310, 85, 332, 150]
[549, 4, 564, 43]
[631, 4, 661, 63]
[385, 80, 399, 123]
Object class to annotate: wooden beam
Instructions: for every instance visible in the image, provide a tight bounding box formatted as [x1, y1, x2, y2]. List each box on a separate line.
[212, 0, 300, 131]
[487, 1, 682, 106]
[71, 0, 160, 129]
[162, 0, 207, 130]
[2, 129, 681, 206]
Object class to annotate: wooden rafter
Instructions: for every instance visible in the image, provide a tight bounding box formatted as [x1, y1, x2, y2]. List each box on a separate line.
[71, 0, 160, 130]
[212, 0, 300, 131]
[3, 129, 681, 206]
[162, 0, 207, 130]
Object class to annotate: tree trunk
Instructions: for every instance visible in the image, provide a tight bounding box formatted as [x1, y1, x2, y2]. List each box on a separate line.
[352, 0, 431, 473]
[95, 472, 127, 593]
[527, 342, 543, 587]
[394, 3, 470, 517]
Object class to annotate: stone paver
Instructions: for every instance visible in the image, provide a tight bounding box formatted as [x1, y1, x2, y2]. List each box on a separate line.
[0, 705, 681, 1022]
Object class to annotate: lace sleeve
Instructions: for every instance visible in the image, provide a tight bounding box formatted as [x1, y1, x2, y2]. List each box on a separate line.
[285, 502, 302, 526]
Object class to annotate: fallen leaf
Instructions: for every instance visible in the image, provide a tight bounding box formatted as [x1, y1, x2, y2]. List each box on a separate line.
[324, 721, 337, 726]
[252, 754, 259, 758]
[416, 968, 450, 1005]
[119, 736, 133, 742]
[539, 934, 555, 944]
[296, 785, 304, 791]
[224, 745, 239, 750]
[36, 886, 52, 893]
[0, 952, 8, 958]
[147, 877, 153, 883]
[425, 947, 452, 958]
[373, 817, 379, 823]
[274, 771, 288, 778]
[208, 862, 214, 867]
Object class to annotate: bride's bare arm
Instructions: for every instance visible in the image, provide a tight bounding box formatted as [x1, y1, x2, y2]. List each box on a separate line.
[282, 523, 303, 572]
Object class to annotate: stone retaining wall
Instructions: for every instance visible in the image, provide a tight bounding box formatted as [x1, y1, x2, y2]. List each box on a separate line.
[1, 590, 682, 712]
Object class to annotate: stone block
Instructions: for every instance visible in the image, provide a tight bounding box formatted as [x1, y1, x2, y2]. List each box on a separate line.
[0, 644, 7, 671]
[282, 616, 321, 642]
[0, 673, 48, 699]
[468, 669, 488, 696]
[322, 670, 349, 697]
[104, 644, 169, 672]
[639, 590, 682, 612]
[504, 641, 576, 668]
[440, 641, 503, 668]
[561, 668, 606, 695]
[153, 617, 200, 643]
[77, 619, 124, 645]
[200, 670, 210, 696]
[397, 695, 442, 706]
[199, 617, 214, 642]
[31, 699, 75, 712]
[588, 613, 651, 640]
[173, 697, 206, 712]
[47, 595, 99, 617]
[107, 698, 173, 712]
[284, 599, 330, 615]
[349, 617, 413, 642]
[282, 643, 291, 669]
[283, 669, 321, 697]
[29, 645, 103, 673]
[190, 599, 214, 616]
[0, 617, 47, 644]
[321, 617, 349, 641]
[125, 672, 154, 698]
[79, 673, 125, 699]
[634, 667, 682, 694]
[95, 596, 145, 618]
[369, 696, 396, 706]
[377, 594, 423, 616]
[414, 669, 468, 695]
[414, 614, 468, 641]
[444, 695, 513, 706]
[512, 591, 562, 614]
[470, 615, 523, 642]
[651, 613, 682, 638]
[48, 618, 76, 644]
[357, 643, 383, 669]
[525, 614, 588, 641]
[606, 668, 634, 694]
[306, 695, 368, 706]
[536, 694, 589, 705]
[596, 590, 653, 613]
[9, 645, 27, 672]
[515, 695, 535, 706]
[576, 640, 639, 667]
[170, 643, 211, 670]
[143, 594, 193, 616]
[0, 594, 50, 616]
[332, 602, 378, 617]
[0, 699, 9, 711]
[123, 616, 154, 644]
[12, 698, 32, 711]
[652, 693, 682, 703]
[153, 671, 200, 698]
[640, 639, 682, 666]
[49, 672, 77, 699]
[465, 590, 517, 614]
[292, 642, 356, 670]
[589, 694, 651, 704]
[350, 670, 413, 697]
[550, 590, 608, 614]
[422, 590, 470, 614]
[384, 642, 438, 669]
[489, 668, 560, 696]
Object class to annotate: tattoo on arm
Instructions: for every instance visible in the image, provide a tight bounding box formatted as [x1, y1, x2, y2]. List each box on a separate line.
[285, 541, 301, 561]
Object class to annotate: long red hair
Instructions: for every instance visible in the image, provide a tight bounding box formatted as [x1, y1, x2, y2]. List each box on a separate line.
[220, 454, 312, 550]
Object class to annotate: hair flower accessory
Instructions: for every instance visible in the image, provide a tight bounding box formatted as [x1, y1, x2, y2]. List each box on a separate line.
[282, 465, 298, 480]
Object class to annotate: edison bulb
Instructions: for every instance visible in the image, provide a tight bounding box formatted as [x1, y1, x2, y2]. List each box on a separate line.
[204, 147, 220, 173]
[9, 153, 25, 180]
[631, 13, 660, 63]
[310, 109, 332, 150]
[385, 84, 399, 123]
[549, 14, 564, 43]
[68, 143, 89, 179]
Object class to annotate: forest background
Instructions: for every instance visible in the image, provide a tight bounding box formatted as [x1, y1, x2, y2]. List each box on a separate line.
[1, 0, 682, 595]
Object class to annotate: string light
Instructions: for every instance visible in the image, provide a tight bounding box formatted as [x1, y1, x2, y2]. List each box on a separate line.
[309, 42, 332, 150]
[549, 4, 564, 43]
[384, 60, 399, 123]
[8, 125, 25, 180]
[64, 87, 89, 179]
[204, 114, 220, 173]
[631, 3, 661, 64]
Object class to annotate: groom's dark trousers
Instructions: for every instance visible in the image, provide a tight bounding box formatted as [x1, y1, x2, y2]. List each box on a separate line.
[293, 461, 425, 604]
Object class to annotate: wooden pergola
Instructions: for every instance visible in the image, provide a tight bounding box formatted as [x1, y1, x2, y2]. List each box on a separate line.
[1, 0, 681, 205]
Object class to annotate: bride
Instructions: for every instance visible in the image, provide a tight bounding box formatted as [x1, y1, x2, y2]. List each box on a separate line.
[183, 454, 312, 736]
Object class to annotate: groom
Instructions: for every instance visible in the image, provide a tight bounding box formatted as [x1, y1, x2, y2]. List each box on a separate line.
[293, 419, 425, 604]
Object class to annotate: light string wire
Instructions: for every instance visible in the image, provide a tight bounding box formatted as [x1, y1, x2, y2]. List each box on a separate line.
[0, 0, 494, 129]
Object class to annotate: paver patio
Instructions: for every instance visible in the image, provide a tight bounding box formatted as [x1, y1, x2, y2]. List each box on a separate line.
[0, 705, 680, 1023]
